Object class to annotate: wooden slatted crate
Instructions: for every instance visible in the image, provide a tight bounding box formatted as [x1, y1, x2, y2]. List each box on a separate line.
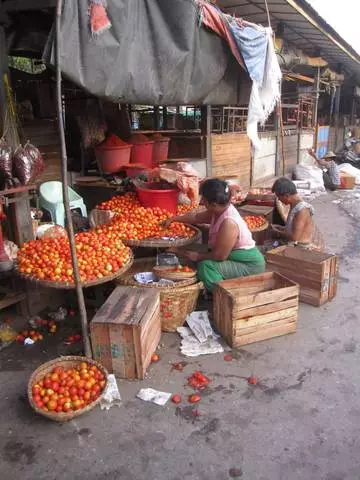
[90, 287, 161, 379]
[266, 246, 339, 306]
[213, 272, 299, 348]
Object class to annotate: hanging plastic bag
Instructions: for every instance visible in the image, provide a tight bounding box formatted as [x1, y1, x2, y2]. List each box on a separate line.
[25, 142, 45, 181]
[0, 138, 12, 178]
[13, 142, 45, 185]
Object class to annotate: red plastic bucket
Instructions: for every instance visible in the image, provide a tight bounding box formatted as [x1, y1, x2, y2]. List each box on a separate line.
[95, 135, 132, 174]
[95, 145, 132, 173]
[151, 134, 170, 165]
[136, 184, 179, 214]
[123, 163, 149, 178]
[129, 134, 154, 168]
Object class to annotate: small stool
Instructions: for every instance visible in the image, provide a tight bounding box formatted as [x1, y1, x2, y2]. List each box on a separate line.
[39, 181, 87, 227]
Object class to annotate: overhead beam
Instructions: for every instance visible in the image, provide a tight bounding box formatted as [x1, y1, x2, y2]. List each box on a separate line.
[2, 0, 56, 12]
[285, 0, 360, 66]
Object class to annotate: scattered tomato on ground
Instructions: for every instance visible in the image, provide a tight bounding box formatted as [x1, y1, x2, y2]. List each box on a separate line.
[247, 376, 258, 385]
[171, 394, 182, 404]
[187, 371, 210, 390]
[151, 353, 160, 363]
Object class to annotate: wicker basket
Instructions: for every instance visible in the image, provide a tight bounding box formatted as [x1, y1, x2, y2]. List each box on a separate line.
[123, 224, 202, 249]
[15, 252, 134, 290]
[153, 265, 197, 281]
[28, 356, 108, 422]
[118, 258, 203, 332]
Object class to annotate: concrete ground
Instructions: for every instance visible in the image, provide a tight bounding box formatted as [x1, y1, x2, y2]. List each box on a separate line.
[1, 190, 360, 480]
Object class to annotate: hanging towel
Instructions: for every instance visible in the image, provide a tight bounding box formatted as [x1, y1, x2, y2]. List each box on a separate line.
[245, 29, 282, 149]
[197, 1, 246, 70]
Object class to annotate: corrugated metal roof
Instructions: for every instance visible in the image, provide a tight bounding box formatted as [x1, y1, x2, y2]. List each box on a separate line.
[217, 0, 360, 82]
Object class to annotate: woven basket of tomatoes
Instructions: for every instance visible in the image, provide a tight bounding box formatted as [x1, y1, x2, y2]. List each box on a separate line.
[153, 264, 197, 281]
[16, 229, 134, 289]
[28, 356, 108, 422]
[243, 216, 269, 233]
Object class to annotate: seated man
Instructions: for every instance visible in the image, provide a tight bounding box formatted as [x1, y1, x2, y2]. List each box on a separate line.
[308, 149, 340, 191]
[271, 177, 321, 250]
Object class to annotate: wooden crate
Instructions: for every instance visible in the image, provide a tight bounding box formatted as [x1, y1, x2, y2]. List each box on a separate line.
[266, 246, 339, 306]
[213, 272, 299, 348]
[90, 287, 161, 380]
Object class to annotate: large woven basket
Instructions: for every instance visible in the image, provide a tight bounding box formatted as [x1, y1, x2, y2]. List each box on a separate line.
[118, 257, 203, 332]
[122, 224, 202, 249]
[28, 356, 108, 422]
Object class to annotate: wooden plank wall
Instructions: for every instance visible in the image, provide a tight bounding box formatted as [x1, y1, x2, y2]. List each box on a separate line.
[299, 130, 314, 164]
[211, 133, 251, 186]
[283, 132, 298, 175]
[22, 119, 62, 183]
[253, 132, 276, 183]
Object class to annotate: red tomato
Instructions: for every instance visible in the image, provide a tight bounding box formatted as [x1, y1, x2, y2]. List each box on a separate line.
[188, 394, 201, 404]
[171, 395, 182, 404]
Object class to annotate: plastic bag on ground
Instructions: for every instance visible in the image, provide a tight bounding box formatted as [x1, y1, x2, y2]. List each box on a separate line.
[294, 164, 325, 192]
[0, 323, 17, 351]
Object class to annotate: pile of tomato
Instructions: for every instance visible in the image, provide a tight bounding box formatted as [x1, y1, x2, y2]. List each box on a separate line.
[18, 227, 131, 284]
[243, 215, 266, 230]
[96, 193, 198, 242]
[31, 361, 106, 414]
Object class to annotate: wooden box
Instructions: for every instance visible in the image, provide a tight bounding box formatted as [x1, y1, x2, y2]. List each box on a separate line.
[340, 173, 355, 190]
[213, 272, 299, 348]
[266, 246, 339, 306]
[90, 287, 161, 379]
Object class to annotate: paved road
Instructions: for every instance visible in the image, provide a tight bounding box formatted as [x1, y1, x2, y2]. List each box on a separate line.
[0, 191, 359, 480]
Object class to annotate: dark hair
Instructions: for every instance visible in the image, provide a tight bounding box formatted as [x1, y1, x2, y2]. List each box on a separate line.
[272, 177, 297, 196]
[200, 179, 231, 205]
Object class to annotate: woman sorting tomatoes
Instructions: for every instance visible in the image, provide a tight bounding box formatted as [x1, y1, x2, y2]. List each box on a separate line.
[164, 179, 265, 292]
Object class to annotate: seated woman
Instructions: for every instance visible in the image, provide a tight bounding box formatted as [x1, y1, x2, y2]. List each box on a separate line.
[164, 179, 265, 292]
[271, 177, 324, 250]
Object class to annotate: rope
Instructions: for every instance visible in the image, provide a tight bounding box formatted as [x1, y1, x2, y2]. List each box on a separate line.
[264, 0, 271, 28]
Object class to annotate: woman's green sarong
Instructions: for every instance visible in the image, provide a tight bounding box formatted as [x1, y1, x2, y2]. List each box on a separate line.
[197, 248, 265, 292]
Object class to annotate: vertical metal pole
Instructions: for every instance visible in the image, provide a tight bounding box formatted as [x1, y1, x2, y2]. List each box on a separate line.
[56, 0, 92, 358]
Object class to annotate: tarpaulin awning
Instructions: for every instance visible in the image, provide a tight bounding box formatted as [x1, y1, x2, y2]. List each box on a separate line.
[43, 0, 252, 106]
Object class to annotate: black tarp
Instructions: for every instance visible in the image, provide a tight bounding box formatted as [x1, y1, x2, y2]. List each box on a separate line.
[44, 0, 251, 105]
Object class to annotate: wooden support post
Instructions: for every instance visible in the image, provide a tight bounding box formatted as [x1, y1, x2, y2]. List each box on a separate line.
[56, 0, 92, 358]
[201, 106, 212, 176]
[313, 67, 321, 151]
[334, 85, 342, 152]
[0, 24, 6, 136]
[154, 106, 160, 130]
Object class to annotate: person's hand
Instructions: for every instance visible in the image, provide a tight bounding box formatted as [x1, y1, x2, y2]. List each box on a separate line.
[308, 148, 316, 158]
[271, 224, 285, 234]
[160, 218, 173, 228]
[183, 250, 200, 262]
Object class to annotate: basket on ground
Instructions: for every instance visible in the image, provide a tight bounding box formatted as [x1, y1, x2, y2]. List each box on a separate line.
[28, 356, 108, 422]
[153, 265, 197, 281]
[118, 258, 203, 332]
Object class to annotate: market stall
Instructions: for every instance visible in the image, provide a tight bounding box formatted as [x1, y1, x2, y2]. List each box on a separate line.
[0, 0, 344, 424]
